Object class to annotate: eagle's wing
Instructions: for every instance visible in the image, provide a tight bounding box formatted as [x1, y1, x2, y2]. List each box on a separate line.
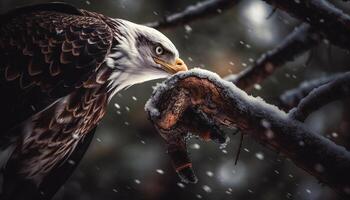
[0, 3, 114, 133]
[41, 127, 96, 200]
[2, 127, 97, 200]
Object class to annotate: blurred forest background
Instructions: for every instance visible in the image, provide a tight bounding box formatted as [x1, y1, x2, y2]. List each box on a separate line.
[1, 0, 350, 199]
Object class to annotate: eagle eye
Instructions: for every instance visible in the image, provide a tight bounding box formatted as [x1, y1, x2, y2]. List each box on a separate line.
[155, 46, 164, 55]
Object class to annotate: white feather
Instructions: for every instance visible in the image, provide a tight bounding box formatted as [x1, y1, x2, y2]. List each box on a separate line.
[105, 19, 180, 101]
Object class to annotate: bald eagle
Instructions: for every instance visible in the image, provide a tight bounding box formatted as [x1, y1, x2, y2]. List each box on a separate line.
[0, 3, 187, 200]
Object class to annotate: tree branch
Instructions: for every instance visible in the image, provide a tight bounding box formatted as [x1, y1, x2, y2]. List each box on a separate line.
[145, 0, 240, 29]
[289, 72, 350, 122]
[278, 73, 343, 110]
[262, 0, 350, 51]
[145, 69, 350, 198]
[225, 23, 323, 90]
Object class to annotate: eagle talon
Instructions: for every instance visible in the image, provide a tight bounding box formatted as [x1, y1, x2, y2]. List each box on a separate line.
[177, 164, 198, 184]
[167, 138, 198, 184]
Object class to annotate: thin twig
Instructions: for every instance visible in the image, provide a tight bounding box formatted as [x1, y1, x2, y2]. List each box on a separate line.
[278, 73, 343, 110]
[225, 24, 322, 91]
[289, 72, 350, 122]
[262, 0, 350, 51]
[266, 7, 277, 19]
[145, 0, 240, 29]
[234, 132, 243, 165]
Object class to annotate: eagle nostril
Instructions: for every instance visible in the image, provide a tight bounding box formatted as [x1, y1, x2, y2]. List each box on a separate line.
[176, 61, 183, 66]
[174, 58, 188, 72]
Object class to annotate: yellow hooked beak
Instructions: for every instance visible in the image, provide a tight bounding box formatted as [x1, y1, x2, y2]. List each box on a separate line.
[154, 57, 188, 74]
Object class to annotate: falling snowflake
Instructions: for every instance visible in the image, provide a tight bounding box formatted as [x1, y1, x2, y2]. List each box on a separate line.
[202, 185, 212, 193]
[254, 84, 262, 90]
[177, 182, 185, 188]
[114, 103, 120, 109]
[72, 133, 79, 140]
[68, 160, 75, 165]
[206, 171, 214, 177]
[331, 132, 338, 138]
[184, 25, 192, 33]
[298, 141, 305, 146]
[314, 163, 324, 172]
[255, 152, 264, 160]
[190, 143, 200, 149]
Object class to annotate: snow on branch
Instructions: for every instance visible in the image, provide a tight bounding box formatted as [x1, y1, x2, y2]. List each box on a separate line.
[262, 0, 350, 51]
[225, 24, 322, 91]
[145, 0, 239, 29]
[289, 72, 350, 122]
[278, 73, 343, 110]
[145, 69, 350, 197]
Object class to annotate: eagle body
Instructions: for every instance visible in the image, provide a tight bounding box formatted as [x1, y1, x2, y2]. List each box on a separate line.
[0, 3, 187, 199]
[0, 5, 118, 199]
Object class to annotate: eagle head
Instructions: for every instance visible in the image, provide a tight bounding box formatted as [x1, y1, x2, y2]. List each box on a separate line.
[106, 19, 188, 93]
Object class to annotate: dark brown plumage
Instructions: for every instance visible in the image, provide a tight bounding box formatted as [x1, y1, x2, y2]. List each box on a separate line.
[0, 3, 117, 199]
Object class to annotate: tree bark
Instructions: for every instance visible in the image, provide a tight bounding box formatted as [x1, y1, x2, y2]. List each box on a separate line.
[146, 69, 350, 198]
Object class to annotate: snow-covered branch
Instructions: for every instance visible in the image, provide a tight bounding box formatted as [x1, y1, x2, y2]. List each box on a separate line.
[145, 69, 350, 198]
[278, 73, 343, 110]
[289, 72, 350, 122]
[145, 0, 239, 29]
[262, 0, 350, 51]
[225, 24, 322, 90]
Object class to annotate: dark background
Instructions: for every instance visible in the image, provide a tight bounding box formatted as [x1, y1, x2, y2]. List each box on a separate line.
[1, 0, 350, 199]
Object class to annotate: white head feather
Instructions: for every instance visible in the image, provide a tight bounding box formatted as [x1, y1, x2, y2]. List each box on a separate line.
[105, 19, 180, 98]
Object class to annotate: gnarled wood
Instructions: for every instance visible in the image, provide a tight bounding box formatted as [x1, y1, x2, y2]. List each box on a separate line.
[146, 69, 350, 198]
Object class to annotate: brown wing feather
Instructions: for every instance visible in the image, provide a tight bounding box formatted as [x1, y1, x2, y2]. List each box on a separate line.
[0, 6, 114, 132]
